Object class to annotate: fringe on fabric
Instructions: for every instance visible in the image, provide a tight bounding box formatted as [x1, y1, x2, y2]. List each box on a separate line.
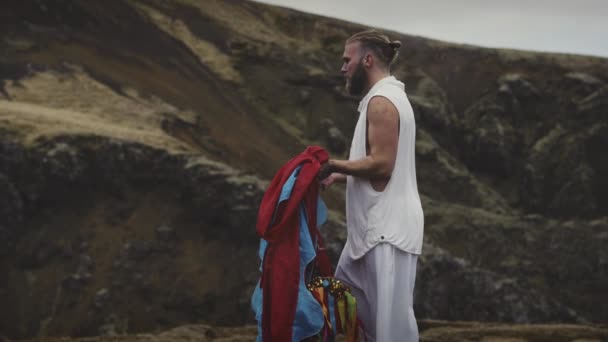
[307, 277, 362, 342]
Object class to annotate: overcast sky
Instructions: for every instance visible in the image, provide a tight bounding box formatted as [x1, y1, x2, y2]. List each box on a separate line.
[254, 0, 608, 58]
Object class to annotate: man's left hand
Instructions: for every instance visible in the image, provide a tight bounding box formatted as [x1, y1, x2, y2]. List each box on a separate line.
[318, 160, 334, 181]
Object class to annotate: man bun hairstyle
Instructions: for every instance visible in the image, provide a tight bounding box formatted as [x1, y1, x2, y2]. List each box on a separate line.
[347, 29, 401, 69]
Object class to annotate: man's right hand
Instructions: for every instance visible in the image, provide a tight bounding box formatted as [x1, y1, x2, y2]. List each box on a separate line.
[320, 173, 336, 191]
[320, 173, 346, 190]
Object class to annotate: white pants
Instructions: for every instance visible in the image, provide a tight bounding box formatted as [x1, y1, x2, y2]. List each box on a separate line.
[335, 243, 419, 342]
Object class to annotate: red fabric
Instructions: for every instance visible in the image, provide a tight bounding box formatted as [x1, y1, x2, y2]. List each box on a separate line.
[257, 146, 333, 342]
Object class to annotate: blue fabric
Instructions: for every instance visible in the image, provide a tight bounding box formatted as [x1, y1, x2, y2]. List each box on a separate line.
[328, 290, 337, 333]
[292, 204, 324, 341]
[279, 166, 301, 202]
[251, 166, 328, 342]
[317, 196, 327, 227]
[257, 165, 303, 269]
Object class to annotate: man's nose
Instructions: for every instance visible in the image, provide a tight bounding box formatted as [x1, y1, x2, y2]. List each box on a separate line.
[341, 64, 347, 74]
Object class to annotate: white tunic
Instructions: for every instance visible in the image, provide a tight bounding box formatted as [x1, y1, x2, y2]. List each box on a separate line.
[344, 75, 424, 259]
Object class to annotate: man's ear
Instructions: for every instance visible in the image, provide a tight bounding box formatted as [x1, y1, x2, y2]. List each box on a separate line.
[364, 53, 373, 68]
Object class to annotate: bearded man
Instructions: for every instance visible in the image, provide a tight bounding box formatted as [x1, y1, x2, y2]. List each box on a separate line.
[319, 30, 424, 342]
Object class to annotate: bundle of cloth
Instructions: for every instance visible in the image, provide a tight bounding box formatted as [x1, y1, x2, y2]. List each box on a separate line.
[251, 146, 360, 342]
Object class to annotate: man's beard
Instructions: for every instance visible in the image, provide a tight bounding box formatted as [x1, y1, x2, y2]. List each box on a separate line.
[346, 60, 368, 97]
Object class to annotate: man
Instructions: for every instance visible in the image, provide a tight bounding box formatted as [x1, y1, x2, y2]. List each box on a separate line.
[318, 30, 424, 341]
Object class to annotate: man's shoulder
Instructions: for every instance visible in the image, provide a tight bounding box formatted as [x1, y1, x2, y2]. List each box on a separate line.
[367, 95, 393, 108]
[372, 83, 406, 101]
[366, 96, 399, 121]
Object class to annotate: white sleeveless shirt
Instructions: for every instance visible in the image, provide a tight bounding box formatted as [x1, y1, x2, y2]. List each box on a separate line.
[344, 76, 424, 259]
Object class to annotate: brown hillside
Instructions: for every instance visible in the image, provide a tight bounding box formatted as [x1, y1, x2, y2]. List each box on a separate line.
[1, 0, 607, 339]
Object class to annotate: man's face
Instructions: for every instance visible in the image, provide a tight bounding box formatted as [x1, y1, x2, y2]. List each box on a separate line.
[341, 42, 368, 97]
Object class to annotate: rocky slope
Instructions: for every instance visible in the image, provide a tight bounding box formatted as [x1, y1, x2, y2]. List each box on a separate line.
[1, 0, 607, 339]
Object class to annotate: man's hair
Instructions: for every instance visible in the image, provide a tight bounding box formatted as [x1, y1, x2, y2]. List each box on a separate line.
[346, 29, 402, 69]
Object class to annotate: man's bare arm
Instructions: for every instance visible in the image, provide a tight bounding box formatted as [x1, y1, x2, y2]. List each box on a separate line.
[327, 96, 399, 180]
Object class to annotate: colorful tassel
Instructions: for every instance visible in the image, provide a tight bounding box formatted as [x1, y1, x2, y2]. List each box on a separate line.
[307, 276, 361, 341]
